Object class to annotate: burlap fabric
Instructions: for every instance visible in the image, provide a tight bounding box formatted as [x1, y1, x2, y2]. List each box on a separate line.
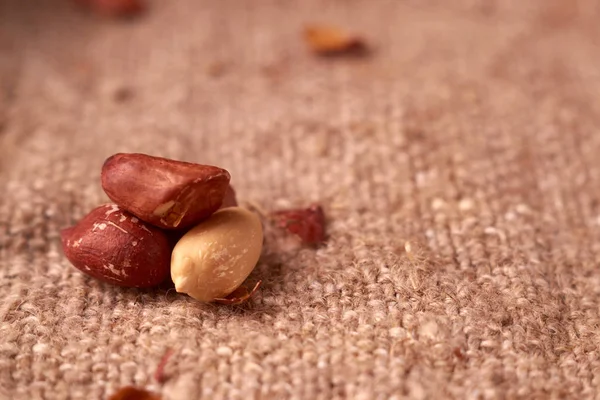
[2, 0, 600, 399]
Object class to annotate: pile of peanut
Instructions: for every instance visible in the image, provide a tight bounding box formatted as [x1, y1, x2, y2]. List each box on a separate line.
[61, 153, 263, 303]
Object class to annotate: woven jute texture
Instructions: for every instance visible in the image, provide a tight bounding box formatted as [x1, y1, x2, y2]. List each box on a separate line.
[2, 0, 600, 399]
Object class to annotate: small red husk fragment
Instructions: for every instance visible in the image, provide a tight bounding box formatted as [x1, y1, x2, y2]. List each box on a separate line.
[73, 0, 145, 18]
[271, 204, 326, 246]
[453, 347, 466, 361]
[304, 24, 368, 56]
[214, 281, 262, 305]
[154, 348, 174, 384]
[108, 386, 161, 400]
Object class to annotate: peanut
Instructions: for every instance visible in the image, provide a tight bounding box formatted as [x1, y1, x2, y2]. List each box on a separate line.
[61, 204, 171, 287]
[101, 153, 231, 230]
[170, 207, 263, 302]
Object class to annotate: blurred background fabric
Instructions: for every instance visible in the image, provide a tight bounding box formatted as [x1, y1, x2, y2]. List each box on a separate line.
[1, 0, 600, 398]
